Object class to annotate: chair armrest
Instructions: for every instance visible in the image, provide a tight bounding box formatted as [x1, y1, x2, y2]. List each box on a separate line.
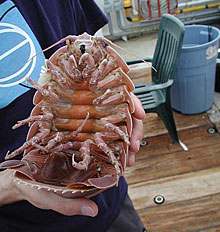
[134, 79, 174, 94]
[126, 57, 153, 65]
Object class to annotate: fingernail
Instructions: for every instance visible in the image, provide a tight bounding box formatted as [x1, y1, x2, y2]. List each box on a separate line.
[82, 206, 96, 217]
[136, 140, 140, 151]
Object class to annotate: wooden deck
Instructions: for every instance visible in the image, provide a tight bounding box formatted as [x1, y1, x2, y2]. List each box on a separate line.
[125, 65, 220, 232]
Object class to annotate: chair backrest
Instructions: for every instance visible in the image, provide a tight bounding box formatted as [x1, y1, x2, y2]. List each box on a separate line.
[152, 14, 185, 84]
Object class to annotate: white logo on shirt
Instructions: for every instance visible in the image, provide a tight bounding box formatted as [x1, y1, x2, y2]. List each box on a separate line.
[0, 22, 37, 87]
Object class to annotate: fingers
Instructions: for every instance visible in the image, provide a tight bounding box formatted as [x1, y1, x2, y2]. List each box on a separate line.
[127, 116, 143, 167]
[129, 116, 143, 153]
[131, 92, 145, 120]
[14, 181, 98, 217]
[127, 93, 145, 167]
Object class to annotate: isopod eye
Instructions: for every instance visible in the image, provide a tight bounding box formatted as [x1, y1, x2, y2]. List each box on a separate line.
[80, 44, 86, 54]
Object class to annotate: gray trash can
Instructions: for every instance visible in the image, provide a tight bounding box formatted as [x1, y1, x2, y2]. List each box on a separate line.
[171, 25, 220, 114]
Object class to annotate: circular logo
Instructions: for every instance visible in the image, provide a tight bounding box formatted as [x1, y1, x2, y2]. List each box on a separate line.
[0, 22, 37, 87]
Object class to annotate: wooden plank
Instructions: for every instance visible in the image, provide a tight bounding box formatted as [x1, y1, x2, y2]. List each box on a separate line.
[138, 193, 220, 232]
[125, 139, 220, 185]
[136, 124, 220, 160]
[128, 167, 220, 210]
[128, 63, 152, 81]
[131, 75, 151, 83]
[142, 112, 210, 138]
[199, 226, 220, 232]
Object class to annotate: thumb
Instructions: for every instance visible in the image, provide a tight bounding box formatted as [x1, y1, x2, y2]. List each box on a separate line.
[51, 196, 99, 217]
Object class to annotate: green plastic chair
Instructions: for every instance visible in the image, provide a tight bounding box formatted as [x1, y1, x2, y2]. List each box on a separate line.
[127, 14, 188, 151]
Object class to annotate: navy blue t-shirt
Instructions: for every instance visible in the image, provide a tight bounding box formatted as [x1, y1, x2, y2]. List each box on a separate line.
[0, 1, 128, 231]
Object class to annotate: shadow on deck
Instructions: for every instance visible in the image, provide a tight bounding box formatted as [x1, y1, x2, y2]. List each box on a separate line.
[125, 64, 220, 232]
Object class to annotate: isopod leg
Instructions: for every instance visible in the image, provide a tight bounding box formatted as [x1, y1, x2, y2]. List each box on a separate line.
[26, 77, 59, 101]
[72, 139, 94, 170]
[90, 68, 134, 92]
[46, 112, 90, 150]
[46, 59, 71, 89]
[94, 133, 120, 174]
[58, 55, 82, 82]
[100, 119, 130, 145]
[79, 53, 96, 78]
[12, 107, 53, 129]
[93, 85, 135, 114]
[48, 141, 81, 154]
[46, 132, 65, 150]
[5, 122, 51, 160]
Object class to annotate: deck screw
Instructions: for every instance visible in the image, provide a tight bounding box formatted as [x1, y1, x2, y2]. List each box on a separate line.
[207, 128, 216, 134]
[154, 195, 165, 204]
[140, 140, 148, 146]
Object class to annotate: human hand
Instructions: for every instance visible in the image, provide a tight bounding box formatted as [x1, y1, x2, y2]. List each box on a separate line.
[127, 93, 145, 167]
[0, 169, 98, 217]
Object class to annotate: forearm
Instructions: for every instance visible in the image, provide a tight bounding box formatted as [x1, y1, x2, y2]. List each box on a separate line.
[0, 169, 23, 206]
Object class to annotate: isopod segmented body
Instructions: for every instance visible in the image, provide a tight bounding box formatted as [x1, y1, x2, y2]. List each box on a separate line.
[0, 32, 135, 198]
